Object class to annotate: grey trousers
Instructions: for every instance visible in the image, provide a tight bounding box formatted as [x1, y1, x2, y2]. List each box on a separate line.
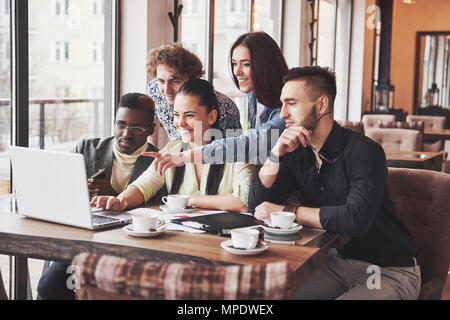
[292, 249, 421, 300]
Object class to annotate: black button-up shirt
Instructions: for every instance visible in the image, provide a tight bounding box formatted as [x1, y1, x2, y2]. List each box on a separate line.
[249, 122, 416, 267]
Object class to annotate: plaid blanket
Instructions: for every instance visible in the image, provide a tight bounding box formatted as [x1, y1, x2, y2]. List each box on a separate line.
[72, 253, 289, 300]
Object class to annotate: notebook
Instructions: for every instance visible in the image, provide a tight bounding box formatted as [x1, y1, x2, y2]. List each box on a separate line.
[171, 212, 259, 235]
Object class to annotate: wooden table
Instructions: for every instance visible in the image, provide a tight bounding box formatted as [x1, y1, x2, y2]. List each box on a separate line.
[385, 150, 445, 171]
[0, 203, 348, 300]
[424, 128, 450, 140]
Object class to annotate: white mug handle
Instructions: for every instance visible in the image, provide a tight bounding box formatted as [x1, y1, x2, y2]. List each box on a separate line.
[162, 196, 168, 205]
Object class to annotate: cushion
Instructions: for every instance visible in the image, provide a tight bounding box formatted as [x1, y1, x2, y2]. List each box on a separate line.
[72, 253, 290, 300]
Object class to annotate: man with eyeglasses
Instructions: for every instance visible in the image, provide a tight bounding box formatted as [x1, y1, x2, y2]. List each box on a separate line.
[74, 92, 158, 198]
[37, 92, 159, 300]
[248, 67, 421, 300]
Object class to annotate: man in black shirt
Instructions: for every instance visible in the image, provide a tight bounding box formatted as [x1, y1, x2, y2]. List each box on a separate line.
[248, 66, 421, 300]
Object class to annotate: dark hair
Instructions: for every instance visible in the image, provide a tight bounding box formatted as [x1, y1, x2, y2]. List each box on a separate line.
[283, 66, 337, 112]
[118, 93, 155, 123]
[230, 32, 289, 109]
[177, 78, 219, 125]
[170, 79, 224, 196]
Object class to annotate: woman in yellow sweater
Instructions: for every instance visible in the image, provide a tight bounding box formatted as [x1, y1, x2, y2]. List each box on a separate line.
[91, 79, 253, 212]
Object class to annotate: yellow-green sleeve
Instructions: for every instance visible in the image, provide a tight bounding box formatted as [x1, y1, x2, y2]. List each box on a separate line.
[127, 143, 175, 202]
[231, 162, 255, 206]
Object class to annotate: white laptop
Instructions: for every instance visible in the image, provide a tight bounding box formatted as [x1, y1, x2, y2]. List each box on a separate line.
[10, 146, 132, 230]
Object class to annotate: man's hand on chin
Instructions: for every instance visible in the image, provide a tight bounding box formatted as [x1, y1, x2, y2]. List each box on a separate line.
[272, 126, 312, 158]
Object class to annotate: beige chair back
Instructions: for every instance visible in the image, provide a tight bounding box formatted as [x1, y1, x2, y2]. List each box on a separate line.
[406, 115, 446, 130]
[362, 114, 396, 131]
[365, 128, 423, 151]
[407, 115, 446, 152]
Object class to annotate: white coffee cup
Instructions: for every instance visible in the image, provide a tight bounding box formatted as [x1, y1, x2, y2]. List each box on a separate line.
[270, 212, 296, 229]
[131, 213, 159, 232]
[162, 195, 189, 210]
[231, 229, 260, 249]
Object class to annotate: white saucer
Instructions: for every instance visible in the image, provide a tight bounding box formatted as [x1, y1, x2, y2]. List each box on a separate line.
[123, 222, 166, 238]
[220, 240, 268, 256]
[261, 220, 303, 235]
[160, 205, 196, 214]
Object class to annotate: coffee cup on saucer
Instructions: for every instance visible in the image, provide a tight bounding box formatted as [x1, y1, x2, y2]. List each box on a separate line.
[131, 213, 158, 232]
[162, 195, 189, 210]
[270, 212, 296, 229]
[231, 229, 260, 249]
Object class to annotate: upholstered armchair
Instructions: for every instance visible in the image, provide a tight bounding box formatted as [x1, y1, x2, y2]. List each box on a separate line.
[407, 115, 446, 152]
[379, 120, 425, 133]
[72, 253, 290, 300]
[361, 114, 396, 132]
[365, 128, 423, 151]
[387, 168, 450, 300]
[406, 115, 446, 130]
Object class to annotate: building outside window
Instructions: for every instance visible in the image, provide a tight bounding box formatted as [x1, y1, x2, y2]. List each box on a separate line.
[52, 41, 70, 63]
[92, 41, 104, 63]
[92, 0, 105, 16]
[30, 0, 115, 151]
[53, 0, 70, 16]
[181, 0, 208, 72]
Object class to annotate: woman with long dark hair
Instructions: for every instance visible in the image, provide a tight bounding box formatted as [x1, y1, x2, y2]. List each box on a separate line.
[91, 79, 254, 213]
[145, 32, 290, 173]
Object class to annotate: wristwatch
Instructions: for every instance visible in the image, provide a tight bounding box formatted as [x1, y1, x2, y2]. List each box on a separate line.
[283, 203, 300, 213]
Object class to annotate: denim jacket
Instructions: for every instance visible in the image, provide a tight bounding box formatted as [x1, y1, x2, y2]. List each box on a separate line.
[201, 92, 286, 164]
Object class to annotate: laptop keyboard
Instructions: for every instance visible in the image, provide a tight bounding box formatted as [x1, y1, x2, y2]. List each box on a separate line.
[92, 214, 120, 226]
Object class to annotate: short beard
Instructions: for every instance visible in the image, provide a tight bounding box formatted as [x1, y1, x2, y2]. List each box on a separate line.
[301, 105, 318, 131]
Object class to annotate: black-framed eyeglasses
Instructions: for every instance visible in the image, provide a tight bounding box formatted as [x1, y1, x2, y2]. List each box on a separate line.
[114, 122, 151, 135]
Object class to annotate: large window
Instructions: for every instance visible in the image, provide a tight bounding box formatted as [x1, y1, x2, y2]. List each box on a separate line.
[182, 0, 284, 129]
[213, 0, 250, 127]
[253, 0, 283, 45]
[314, 0, 352, 121]
[0, 0, 118, 193]
[181, 0, 208, 66]
[28, 0, 117, 152]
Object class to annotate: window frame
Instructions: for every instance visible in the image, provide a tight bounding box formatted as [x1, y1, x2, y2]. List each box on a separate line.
[196, 0, 284, 83]
[312, 0, 353, 121]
